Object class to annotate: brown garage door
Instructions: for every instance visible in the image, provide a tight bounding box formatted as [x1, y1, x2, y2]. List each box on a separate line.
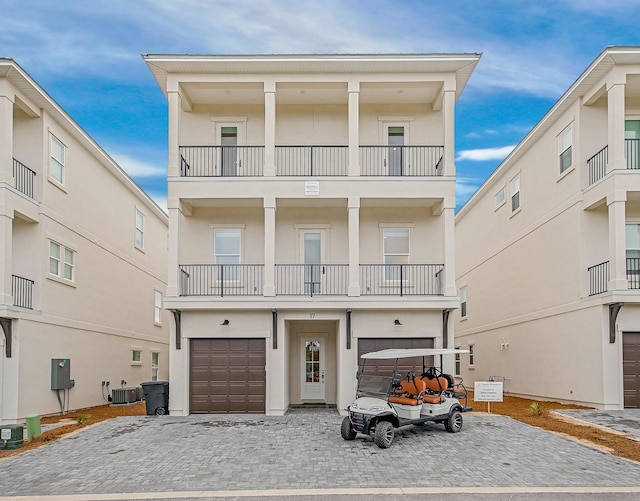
[357, 338, 435, 377]
[623, 332, 640, 408]
[190, 338, 265, 414]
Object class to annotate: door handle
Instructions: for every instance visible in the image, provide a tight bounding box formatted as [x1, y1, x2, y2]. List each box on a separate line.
[321, 370, 325, 383]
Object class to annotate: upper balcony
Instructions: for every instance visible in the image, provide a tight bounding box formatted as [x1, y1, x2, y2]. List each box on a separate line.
[179, 145, 444, 178]
[12, 158, 36, 199]
[586, 140, 640, 186]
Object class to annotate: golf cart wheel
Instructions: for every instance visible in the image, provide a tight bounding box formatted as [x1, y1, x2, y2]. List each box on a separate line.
[341, 416, 357, 440]
[155, 407, 166, 415]
[373, 420, 394, 448]
[444, 410, 463, 433]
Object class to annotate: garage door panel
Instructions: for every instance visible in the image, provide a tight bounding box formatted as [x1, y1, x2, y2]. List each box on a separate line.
[190, 338, 265, 414]
[358, 338, 435, 376]
[623, 332, 640, 408]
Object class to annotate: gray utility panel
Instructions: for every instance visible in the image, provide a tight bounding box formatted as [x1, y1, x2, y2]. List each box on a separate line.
[51, 358, 72, 390]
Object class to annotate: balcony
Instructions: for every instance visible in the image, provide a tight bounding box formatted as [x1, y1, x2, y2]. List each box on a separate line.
[275, 264, 348, 296]
[587, 259, 640, 296]
[360, 264, 444, 296]
[12, 158, 36, 199]
[176, 263, 446, 297]
[587, 139, 640, 185]
[179, 145, 444, 177]
[12, 274, 34, 309]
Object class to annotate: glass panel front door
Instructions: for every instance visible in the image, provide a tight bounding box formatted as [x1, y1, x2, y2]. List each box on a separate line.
[301, 337, 325, 400]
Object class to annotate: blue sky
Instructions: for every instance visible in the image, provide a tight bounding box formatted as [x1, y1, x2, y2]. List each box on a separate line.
[3, 0, 640, 211]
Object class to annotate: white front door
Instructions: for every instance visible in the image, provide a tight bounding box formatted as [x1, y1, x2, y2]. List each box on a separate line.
[300, 336, 325, 400]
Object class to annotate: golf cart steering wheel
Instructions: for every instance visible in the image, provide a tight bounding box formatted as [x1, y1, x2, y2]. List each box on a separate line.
[406, 371, 415, 382]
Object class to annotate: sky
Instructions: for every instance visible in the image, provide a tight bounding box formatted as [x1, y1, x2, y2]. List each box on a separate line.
[4, 0, 640, 212]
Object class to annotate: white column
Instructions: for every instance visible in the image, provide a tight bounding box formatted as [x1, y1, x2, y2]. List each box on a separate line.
[0, 212, 13, 306]
[442, 89, 456, 177]
[348, 81, 360, 176]
[607, 81, 626, 174]
[264, 197, 276, 296]
[167, 91, 181, 178]
[166, 205, 182, 297]
[0, 94, 14, 186]
[348, 197, 360, 296]
[442, 198, 456, 297]
[264, 81, 276, 177]
[608, 192, 628, 291]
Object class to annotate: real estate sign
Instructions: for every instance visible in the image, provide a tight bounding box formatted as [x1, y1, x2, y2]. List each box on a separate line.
[474, 381, 504, 402]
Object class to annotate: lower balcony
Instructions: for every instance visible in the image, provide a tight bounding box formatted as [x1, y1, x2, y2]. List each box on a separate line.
[177, 263, 445, 297]
[588, 259, 640, 295]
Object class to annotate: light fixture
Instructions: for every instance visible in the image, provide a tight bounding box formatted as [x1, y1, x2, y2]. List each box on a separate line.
[394, 319, 402, 325]
[221, 319, 230, 326]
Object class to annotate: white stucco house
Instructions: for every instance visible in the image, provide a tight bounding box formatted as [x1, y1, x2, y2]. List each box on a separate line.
[456, 46, 640, 410]
[144, 53, 480, 415]
[0, 59, 169, 423]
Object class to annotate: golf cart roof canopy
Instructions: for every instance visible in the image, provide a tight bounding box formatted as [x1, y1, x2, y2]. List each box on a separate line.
[361, 348, 470, 360]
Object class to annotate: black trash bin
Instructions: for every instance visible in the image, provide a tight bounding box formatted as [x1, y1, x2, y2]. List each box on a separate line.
[141, 381, 169, 415]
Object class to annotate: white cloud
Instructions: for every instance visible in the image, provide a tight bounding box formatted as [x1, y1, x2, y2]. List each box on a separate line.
[456, 145, 515, 162]
[110, 152, 165, 178]
[456, 176, 484, 207]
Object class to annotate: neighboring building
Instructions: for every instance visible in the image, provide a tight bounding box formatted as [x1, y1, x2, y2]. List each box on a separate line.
[0, 59, 169, 423]
[456, 47, 640, 410]
[145, 53, 480, 415]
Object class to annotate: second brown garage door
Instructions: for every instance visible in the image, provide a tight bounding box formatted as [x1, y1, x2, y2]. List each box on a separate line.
[190, 338, 265, 414]
[623, 332, 640, 408]
[357, 337, 435, 377]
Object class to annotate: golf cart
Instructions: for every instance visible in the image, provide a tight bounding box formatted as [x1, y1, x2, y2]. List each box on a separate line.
[341, 348, 471, 448]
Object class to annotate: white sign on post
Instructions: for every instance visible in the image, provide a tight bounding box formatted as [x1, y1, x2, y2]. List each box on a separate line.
[1, 428, 11, 440]
[474, 381, 504, 402]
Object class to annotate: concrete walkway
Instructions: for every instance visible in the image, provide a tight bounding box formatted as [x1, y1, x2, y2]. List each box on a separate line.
[1, 408, 640, 498]
[555, 409, 640, 440]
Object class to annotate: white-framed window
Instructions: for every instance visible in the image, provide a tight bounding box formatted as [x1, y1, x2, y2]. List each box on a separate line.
[135, 208, 145, 249]
[131, 347, 142, 366]
[154, 290, 162, 325]
[626, 223, 640, 287]
[558, 124, 573, 173]
[383, 228, 410, 280]
[214, 228, 241, 281]
[460, 286, 467, 318]
[454, 347, 461, 376]
[49, 240, 75, 282]
[495, 187, 505, 208]
[468, 344, 475, 368]
[510, 174, 520, 212]
[151, 352, 159, 381]
[50, 133, 65, 185]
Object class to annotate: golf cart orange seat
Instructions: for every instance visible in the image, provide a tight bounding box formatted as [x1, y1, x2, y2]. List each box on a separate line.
[389, 377, 437, 405]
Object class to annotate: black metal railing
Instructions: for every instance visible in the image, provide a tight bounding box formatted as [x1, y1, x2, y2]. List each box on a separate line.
[587, 261, 609, 296]
[360, 264, 444, 296]
[587, 146, 608, 185]
[13, 158, 36, 199]
[360, 146, 444, 176]
[178, 264, 264, 296]
[12, 275, 34, 309]
[275, 146, 348, 176]
[179, 146, 264, 177]
[628, 258, 640, 289]
[627, 139, 640, 170]
[275, 264, 348, 296]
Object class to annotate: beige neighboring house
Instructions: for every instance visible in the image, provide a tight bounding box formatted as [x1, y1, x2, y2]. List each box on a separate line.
[0, 59, 169, 424]
[144, 53, 480, 416]
[456, 46, 640, 410]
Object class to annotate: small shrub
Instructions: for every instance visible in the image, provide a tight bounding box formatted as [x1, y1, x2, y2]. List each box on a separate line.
[76, 414, 91, 424]
[529, 402, 545, 416]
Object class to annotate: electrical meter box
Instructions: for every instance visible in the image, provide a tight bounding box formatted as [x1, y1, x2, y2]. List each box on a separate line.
[51, 358, 71, 390]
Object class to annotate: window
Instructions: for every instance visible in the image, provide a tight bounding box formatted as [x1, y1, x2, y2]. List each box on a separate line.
[135, 209, 145, 249]
[454, 348, 461, 376]
[131, 348, 142, 365]
[383, 228, 410, 280]
[214, 228, 241, 281]
[151, 352, 159, 381]
[468, 344, 475, 367]
[49, 240, 75, 281]
[510, 174, 520, 212]
[154, 290, 162, 324]
[460, 286, 467, 318]
[626, 223, 640, 287]
[50, 134, 65, 184]
[558, 124, 573, 173]
[495, 187, 505, 207]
